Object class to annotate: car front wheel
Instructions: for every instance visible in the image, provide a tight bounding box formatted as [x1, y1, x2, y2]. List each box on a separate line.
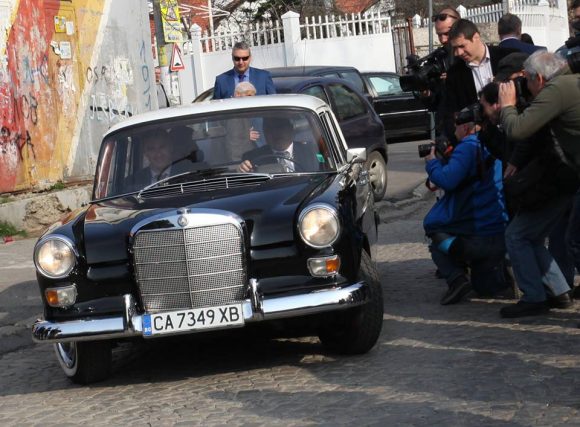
[54, 341, 112, 384]
[366, 151, 387, 201]
[318, 250, 384, 354]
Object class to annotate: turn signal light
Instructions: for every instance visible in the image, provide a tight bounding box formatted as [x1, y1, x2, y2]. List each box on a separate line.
[308, 255, 340, 277]
[45, 285, 77, 308]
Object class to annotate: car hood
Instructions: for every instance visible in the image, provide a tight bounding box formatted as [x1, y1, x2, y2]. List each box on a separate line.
[83, 174, 338, 264]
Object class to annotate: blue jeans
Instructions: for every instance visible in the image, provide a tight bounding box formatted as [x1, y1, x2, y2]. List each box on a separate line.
[430, 233, 507, 296]
[506, 195, 571, 302]
[549, 198, 575, 286]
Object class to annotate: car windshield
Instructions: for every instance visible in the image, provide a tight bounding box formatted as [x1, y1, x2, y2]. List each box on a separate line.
[94, 108, 338, 199]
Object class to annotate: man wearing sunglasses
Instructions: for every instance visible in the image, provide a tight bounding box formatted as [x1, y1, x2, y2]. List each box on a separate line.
[433, 8, 460, 46]
[213, 41, 276, 99]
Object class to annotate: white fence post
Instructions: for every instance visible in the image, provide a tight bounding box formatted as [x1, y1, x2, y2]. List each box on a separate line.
[457, 5, 467, 17]
[190, 24, 204, 97]
[282, 11, 301, 67]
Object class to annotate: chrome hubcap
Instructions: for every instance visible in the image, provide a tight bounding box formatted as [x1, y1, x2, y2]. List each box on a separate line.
[56, 342, 77, 369]
[368, 159, 386, 194]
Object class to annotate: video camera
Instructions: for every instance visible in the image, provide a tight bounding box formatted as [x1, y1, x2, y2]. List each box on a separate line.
[399, 47, 450, 92]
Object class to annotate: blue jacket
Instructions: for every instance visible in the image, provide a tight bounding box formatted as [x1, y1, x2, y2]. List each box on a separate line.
[423, 134, 507, 236]
[499, 38, 546, 55]
[213, 67, 276, 99]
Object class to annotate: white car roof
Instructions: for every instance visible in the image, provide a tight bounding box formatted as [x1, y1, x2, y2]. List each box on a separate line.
[105, 94, 330, 137]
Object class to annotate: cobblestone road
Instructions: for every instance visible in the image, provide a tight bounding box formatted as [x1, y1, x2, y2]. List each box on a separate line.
[1, 200, 580, 426]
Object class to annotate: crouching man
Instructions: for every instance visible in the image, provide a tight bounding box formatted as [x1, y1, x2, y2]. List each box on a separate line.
[424, 108, 509, 305]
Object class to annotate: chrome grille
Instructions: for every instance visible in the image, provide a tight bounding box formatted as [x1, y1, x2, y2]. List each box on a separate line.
[133, 222, 246, 313]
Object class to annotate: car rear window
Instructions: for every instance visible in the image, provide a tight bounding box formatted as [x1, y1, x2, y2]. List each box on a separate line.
[302, 85, 330, 105]
[327, 84, 366, 121]
[337, 71, 365, 94]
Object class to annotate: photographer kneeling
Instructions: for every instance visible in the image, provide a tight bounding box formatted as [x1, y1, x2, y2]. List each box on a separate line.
[423, 109, 509, 305]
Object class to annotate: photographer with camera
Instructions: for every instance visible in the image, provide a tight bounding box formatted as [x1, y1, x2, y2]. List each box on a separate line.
[499, 51, 580, 174]
[479, 77, 575, 317]
[400, 7, 459, 136]
[423, 107, 508, 305]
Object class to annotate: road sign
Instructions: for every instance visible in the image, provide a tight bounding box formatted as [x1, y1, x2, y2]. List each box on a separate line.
[170, 43, 185, 72]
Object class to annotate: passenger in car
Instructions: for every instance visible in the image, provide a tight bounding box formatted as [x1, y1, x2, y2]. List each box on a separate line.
[225, 82, 263, 161]
[127, 129, 197, 190]
[238, 117, 320, 173]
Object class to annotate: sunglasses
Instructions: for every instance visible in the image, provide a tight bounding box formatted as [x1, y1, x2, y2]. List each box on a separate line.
[232, 55, 250, 62]
[432, 13, 458, 22]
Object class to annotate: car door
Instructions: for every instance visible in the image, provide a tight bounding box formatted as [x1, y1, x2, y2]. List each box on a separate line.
[323, 83, 384, 152]
[365, 73, 430, 138]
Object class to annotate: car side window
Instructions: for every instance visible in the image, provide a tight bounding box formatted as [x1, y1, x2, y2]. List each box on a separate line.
[338, 71, 365, 94]
[327, 84, 367, 121]
[368, 75, 404, 96]
[302, 85, 330, 105]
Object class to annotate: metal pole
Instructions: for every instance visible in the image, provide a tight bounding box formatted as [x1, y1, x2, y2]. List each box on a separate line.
[428, 0, 435, 140]
[153, 0, 172, 105]
[208, 0, 214, 36]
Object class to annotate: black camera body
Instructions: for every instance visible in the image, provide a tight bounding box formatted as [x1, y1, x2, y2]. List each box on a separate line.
[418, 136, 452, 158]
[400, 47, 450, 92]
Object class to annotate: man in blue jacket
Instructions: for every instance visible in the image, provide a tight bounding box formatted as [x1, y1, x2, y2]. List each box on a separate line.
[213, 41, 276, 99]
[424, 109, 509, 305]
[498, 14, 545, 55]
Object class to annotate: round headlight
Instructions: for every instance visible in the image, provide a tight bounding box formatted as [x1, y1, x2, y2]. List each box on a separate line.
[34, 236, 76, 279]
[299, 204, 340, 248]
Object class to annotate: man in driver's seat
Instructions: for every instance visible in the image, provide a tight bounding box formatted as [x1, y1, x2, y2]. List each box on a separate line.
[238, 117, 319, 173]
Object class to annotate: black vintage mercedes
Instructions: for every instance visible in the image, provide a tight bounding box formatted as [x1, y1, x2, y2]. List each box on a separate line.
[31, 95, 384, 384]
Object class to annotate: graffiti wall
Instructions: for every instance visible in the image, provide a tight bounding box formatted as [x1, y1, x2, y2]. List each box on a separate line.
[0, 0, 156, 193]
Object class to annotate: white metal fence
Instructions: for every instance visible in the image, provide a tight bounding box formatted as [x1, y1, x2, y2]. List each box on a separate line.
[180, 11, 396, 101]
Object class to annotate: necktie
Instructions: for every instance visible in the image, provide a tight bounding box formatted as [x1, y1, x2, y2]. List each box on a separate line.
[239, 74, 245, 82]
[275, 151, 293, 172]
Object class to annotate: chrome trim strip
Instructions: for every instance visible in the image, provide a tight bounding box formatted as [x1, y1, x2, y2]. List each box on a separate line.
[32, 282, 368, 343]
[378, 110, 428, 116]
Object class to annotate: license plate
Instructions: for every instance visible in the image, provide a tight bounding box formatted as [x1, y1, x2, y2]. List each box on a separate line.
[142, 304, 244, 337]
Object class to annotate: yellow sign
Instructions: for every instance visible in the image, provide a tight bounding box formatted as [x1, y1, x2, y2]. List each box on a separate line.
[160, 0, 183, 43]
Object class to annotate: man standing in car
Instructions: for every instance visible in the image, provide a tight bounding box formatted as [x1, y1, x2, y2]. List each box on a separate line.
[213, 41, 276, 99]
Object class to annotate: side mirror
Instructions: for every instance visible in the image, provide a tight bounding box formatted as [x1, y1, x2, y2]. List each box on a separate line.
[346, 147, 366, 163]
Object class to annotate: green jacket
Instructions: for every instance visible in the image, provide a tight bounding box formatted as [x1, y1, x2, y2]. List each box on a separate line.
[500, 73, 580, 173]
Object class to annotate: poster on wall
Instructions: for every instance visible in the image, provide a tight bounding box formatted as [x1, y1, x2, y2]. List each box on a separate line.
[160, 0, 183, 43]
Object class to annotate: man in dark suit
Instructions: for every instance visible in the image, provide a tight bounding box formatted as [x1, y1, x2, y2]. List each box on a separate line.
[443, 19, 516, 140]
[498, 14, 546, 55]
[127, 128, 200, 191]
[213, 41, 276, 99]
[238, 117, 319, 173]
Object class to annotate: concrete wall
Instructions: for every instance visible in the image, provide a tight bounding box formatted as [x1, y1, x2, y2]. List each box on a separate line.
[0, 0, 156, 194]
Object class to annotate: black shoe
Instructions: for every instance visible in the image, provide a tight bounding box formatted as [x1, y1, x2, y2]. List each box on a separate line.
[547, 291, 574, 309]
[572, 285, 580, 300]
[500, 300, 549, 318]
[440, 277, 472, 305]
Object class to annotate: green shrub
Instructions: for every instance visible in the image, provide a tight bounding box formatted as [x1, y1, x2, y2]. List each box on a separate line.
[0, 221, 26, 238]
[49, 181, 66, 191]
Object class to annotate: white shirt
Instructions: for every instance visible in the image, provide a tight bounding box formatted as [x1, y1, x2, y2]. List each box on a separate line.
[467, 45, 493, 94]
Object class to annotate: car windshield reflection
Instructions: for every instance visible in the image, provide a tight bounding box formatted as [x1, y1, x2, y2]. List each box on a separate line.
[94, 109, 338, 199]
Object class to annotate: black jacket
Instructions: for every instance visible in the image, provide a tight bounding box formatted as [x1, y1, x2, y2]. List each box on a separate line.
[443, 45, 517, 139]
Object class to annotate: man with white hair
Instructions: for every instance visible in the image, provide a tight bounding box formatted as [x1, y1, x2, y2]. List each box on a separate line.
[499, 50, 580, 172]
[498, 51, 580, 317]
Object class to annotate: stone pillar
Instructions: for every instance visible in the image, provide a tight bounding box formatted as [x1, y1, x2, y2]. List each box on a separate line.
[282, 11, 300, 67]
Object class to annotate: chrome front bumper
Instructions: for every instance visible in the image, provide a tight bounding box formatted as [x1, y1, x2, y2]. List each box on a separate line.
[32, 281, 368, 343]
